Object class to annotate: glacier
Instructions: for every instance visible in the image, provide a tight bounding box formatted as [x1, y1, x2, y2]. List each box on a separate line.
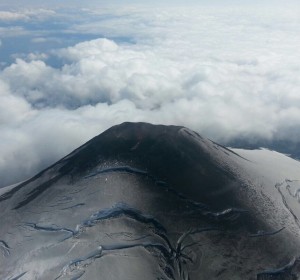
[1, 122, 300, 280]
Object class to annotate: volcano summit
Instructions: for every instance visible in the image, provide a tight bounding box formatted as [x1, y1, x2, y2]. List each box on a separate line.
[1, 122, 300, 280]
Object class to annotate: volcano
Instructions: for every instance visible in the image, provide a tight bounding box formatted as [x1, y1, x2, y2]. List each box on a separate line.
[1, 122, 300, 280]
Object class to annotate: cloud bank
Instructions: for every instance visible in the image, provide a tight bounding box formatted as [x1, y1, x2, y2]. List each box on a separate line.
[0, 5, 300, 187]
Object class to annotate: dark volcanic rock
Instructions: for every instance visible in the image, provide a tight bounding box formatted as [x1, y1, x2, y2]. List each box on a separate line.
[1, 122, 300, 280]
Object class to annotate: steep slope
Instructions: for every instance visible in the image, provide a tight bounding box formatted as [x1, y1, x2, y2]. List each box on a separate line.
[1, 122, 300, 280]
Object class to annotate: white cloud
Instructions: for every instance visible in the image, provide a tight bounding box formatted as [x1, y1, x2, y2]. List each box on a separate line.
[0, 80, 32, 124]
[0, 11, 29, 21]
[0, 9, 55, 21]
[0, 5, 300, 187]
[0, 26, 27, 37]
[31, 37, 61, 44]
[27, 52, 49, 61]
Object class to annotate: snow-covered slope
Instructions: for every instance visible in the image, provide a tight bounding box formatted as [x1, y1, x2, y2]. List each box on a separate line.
[1, 122, 300, 280]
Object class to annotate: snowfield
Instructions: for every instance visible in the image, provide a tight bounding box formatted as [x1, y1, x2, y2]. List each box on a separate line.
[1, 123, 300, 280]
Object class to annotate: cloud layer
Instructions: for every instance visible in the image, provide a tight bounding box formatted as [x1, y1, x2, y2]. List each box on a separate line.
[0, 5, 300, 187]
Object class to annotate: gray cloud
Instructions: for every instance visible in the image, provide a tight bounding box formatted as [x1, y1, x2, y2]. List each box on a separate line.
[0, 5, 300, 187]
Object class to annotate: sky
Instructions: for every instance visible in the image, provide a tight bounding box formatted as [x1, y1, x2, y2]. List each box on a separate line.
[0, 1, 300, 187]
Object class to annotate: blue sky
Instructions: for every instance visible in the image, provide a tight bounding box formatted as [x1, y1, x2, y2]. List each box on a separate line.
[0, 1, 300, 186]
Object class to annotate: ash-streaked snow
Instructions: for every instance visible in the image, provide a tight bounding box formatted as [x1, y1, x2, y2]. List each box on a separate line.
[1, 123, 300, 279]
